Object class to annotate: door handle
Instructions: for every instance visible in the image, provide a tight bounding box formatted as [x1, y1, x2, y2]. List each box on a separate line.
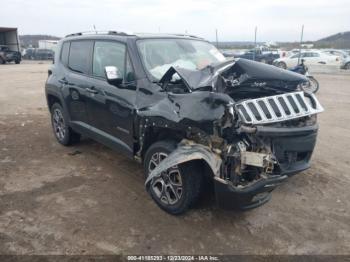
[86, 86, 99, 94]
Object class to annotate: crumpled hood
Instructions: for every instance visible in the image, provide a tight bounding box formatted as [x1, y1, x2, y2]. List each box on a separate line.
[231, 58, 307, 82]
[159, 58, 308, 92]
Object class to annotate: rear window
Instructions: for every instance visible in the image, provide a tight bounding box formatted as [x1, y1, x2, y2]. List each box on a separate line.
[68, 41, 93, 74]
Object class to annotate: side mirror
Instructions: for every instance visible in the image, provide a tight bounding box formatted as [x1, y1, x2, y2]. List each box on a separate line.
[104, 66, 123, 86]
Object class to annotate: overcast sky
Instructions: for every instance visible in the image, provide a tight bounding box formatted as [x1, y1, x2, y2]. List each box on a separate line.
[3, 0, 350, 41]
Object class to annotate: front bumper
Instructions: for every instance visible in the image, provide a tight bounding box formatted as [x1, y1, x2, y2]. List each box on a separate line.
[215, 124, 318, 210]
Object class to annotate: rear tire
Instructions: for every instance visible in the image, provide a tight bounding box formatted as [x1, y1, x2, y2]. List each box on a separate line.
[0, 57, 5, 64]
[50, 103, 81, 146]
[15, 59, 20, 64]
[345, 63, 350, 70]
[144, 140, 202, 215]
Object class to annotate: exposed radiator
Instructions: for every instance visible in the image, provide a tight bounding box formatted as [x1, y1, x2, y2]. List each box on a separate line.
[235, 91, 324, 125]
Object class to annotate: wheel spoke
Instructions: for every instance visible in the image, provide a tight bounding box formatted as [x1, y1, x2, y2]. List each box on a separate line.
[170, 183, 182, 201]
[168, 169, 182, 186]
[59, 128, 64, 140]
[151, 177, 164, 198]
[165, 183, 181, 204]
[53, 111, 60, 122]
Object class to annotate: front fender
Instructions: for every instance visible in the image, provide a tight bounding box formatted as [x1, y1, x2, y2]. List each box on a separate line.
[145, 139, 222, 186]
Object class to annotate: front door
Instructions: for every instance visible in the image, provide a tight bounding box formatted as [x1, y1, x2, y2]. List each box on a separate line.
[86, 40, 137, 155]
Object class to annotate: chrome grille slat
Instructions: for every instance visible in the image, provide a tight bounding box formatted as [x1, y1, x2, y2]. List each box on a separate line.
[291, 94, 303, 114]
[273, 96, 286, 118]
[291, 93, 304, 113]
[286, 95, 300, 115]
[253, 100, 267, 121]
[283, 96, 295, 115]
[242, 101, 256, 122]
[262, 97, 277, 119]
[235, 91, 324, 125]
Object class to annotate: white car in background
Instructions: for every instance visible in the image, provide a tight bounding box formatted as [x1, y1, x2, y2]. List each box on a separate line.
[273, 50, 340, 69]
[322, 49, 348, 61]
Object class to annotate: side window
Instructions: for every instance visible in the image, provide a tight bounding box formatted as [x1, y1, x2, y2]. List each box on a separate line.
[312, 52, 320, 57]
[93, 41, 126, 78]
[305, 53, 313, 57]
[68, 41, 93, 74]
[60, 42, 70, 66]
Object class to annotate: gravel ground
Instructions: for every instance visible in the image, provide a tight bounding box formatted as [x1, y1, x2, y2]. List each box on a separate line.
[0, 61, 349, 255]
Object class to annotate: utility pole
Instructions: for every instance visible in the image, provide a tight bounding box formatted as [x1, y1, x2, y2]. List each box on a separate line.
[298, 25, 304, 64]
[253, 26, 257, 61]
[215, 29, 219, 48]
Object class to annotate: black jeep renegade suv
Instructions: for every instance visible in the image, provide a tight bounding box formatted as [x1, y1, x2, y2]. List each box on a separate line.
[45, 31, 323, 215]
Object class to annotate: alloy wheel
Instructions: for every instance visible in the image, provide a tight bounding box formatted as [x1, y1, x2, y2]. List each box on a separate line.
[148, 152, 183, 205]
[52, 108, 66, 141]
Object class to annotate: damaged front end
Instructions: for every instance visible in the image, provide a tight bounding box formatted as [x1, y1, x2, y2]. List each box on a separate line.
[143, 58, 324, 210]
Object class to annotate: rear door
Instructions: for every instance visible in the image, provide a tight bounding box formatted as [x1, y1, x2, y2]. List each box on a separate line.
[85, 40, 137, 155]
[61, 40, 94, 130]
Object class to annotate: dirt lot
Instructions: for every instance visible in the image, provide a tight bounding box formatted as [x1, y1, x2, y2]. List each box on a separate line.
[0, 61, 349, 255]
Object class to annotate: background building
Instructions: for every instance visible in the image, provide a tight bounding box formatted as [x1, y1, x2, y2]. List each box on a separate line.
[0, 27, 20, 52]
[38, 40, 59, 51]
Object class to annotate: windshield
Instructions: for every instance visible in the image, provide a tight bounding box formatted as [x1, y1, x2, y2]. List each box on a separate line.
[137, 38, 226, 80]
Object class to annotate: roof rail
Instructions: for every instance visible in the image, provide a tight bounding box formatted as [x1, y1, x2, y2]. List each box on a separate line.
[65, 31, 133, 38]
[65, 32, 82, 37]
[173, 34, 203, 39]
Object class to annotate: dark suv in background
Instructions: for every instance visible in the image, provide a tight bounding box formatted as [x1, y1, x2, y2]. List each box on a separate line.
[0, 45, 21, 64]
[23, 48, 54, 60]
[45, 31, 323, 215]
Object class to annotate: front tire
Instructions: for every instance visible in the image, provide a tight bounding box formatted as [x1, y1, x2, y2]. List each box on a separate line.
[144, 140, 202, 215]
[50, 103, 80, 146]
[345, 63, 350, 70]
